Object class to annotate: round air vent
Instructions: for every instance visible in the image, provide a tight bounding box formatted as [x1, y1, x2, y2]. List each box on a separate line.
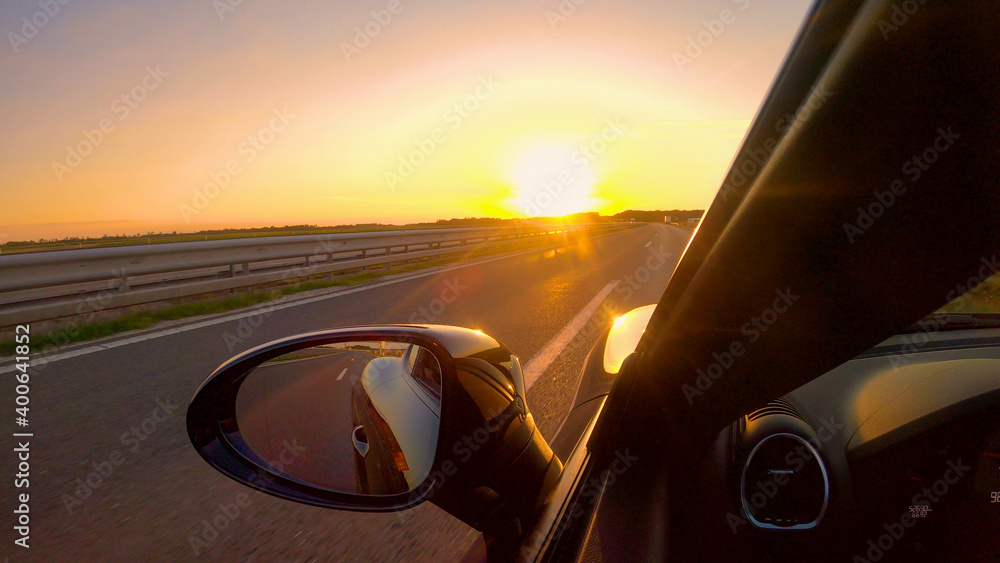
[740, 433, 829, 530]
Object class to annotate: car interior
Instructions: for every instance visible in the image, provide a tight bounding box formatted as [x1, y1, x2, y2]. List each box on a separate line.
[529, 1, 1000, 561]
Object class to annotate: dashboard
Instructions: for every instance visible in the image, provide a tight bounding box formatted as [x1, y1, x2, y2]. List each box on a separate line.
[714, 328, 1000, 561]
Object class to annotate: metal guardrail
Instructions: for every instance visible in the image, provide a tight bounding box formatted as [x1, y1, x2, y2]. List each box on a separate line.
[0, 224, 628, 326]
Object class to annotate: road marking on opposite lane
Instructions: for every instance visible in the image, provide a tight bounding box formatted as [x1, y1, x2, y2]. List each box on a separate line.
[522, 280, 619, 390]
[0, 231, 635, 375]
[337, 368, 348, 381]
[645, 241, 652, 247]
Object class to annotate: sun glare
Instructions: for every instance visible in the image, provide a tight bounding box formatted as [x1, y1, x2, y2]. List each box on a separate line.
[509, 142, 603, 217]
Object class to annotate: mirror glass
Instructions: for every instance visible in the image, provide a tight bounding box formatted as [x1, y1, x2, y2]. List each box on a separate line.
[235, 340, 442, 495]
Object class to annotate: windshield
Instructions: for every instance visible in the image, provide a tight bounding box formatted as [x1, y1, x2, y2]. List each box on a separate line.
[0, 1, 814, 560]
[937, 268, 1000, 315]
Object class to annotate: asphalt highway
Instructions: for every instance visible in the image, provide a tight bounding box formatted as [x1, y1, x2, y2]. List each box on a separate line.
[2, 224, 690, 561]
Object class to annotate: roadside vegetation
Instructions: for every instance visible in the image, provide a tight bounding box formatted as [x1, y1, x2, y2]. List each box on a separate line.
[937, 271, 1000, 314]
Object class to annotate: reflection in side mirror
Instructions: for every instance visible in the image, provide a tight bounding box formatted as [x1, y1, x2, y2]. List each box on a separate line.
[188, 324, 560, 550]
[235, 342, 442, 496]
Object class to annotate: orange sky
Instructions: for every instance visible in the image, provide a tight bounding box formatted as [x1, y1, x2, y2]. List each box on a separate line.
[0, 0, 812, 241]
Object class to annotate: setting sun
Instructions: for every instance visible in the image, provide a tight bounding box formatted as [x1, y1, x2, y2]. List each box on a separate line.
[509, 141, 603, 217]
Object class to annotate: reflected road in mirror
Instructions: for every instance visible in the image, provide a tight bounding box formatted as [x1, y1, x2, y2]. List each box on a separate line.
[235, 341, 442, 496]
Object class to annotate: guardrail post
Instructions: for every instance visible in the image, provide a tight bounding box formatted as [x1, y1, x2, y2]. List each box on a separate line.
[242, 262, 249, 275]
[112, 269, 130, 293]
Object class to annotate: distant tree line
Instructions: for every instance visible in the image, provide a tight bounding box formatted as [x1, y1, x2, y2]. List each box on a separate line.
[610, 209, 704, 223]
[1, 211, 702, 248]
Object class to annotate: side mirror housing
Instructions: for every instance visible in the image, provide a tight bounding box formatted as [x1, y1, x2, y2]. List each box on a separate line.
[603, 305, 657, 375]
[186, 325, 560, 535]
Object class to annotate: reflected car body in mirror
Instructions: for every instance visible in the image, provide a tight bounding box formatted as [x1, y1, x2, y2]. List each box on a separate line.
[354, 344, 441, 492]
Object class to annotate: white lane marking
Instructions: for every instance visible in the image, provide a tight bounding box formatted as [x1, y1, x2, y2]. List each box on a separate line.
[644, 241, 652, 247]
[0, 237, 628, 375]
[522, 280, 619, 390]
[337, 368, 348, 381]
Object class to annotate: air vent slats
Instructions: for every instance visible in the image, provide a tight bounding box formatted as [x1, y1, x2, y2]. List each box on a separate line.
[746, 397, 803, 422]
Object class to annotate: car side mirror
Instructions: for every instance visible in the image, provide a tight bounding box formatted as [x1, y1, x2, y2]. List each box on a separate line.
[186, 325, 561, 540]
